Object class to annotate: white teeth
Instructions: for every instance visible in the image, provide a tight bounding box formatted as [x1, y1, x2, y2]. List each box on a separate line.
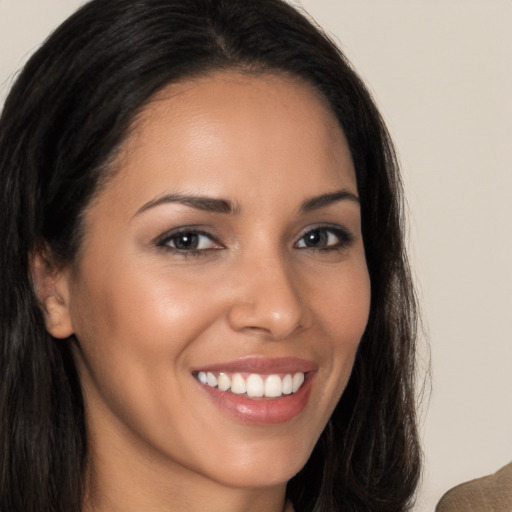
[217, 372, 231, 391]
[197, 371, 307, 397]
[206, 372, 218, 387]
[282, 374, 293, 395]
[264, 374, 282, 398]
[292, 372, 305, 393]
[246, 374, 264, 397]
[231, 373, 247, 394]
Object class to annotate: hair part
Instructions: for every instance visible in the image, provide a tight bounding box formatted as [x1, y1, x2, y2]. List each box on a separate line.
[0, 1, 421, 510]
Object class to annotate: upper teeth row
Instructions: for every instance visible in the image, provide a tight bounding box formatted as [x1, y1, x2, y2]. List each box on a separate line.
[197, 371, 305, 398]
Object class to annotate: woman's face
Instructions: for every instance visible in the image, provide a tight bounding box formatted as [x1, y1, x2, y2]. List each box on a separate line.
[56, 72, 370, 492]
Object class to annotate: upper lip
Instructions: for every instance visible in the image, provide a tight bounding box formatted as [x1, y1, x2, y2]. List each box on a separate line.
[191, 356, 317, 374]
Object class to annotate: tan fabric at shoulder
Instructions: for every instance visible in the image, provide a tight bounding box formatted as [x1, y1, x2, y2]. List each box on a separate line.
[435, 461, 512, 512]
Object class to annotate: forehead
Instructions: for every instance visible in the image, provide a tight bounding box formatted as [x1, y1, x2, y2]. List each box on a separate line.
[103, 71, 357, 212]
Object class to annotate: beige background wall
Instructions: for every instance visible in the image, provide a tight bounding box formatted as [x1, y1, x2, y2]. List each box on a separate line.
[1, 1, 511, 510]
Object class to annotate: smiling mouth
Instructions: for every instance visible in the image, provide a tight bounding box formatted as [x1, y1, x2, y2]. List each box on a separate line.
[194, 371, 307, 398]
[192, 358, 316, 424]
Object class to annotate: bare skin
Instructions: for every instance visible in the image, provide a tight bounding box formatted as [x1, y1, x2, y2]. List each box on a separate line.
[34, 71, 370, 511]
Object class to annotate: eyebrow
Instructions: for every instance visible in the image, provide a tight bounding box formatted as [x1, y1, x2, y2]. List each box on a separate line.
[134, 188, 359, 217]
[135, 193, 239, 216]
[299, 189, 360, 212]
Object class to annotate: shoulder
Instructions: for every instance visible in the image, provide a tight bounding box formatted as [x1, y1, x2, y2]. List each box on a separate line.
[435, 461, 512, 512]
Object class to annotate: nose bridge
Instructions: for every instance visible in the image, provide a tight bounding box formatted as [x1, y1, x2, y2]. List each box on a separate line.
[227, 245, 311, 339]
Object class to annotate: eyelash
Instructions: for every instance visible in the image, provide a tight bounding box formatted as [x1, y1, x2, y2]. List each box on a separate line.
[295, 225, 354, 252]
[156, 228, 223, 257]
[156, 225, 354, 257]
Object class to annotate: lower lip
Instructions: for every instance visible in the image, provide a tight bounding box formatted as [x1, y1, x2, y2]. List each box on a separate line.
[198, 375, 314, 425]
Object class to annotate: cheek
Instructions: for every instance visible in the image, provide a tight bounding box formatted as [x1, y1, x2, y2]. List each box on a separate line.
[314, 257, 371, 344]
[68, 260, 227, 454]
[67, 258, 225, 420]
[311, 258, 371, 400]
[70, 259, 222, 358]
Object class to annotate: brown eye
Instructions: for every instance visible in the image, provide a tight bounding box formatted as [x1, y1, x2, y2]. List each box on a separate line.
[171, 232, 200, 250]
[158, 230, 221, 252]
[301, 229, 328, 247]
[295, 226, 353, 250]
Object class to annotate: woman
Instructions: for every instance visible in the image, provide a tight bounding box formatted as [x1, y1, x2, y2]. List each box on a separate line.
[0, 0, 420, 510]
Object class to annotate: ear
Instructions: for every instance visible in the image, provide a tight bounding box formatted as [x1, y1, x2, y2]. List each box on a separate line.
[30, 249, 74, 339]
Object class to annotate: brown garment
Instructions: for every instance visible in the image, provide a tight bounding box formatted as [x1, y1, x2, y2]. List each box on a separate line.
[435, 462, 512, 512]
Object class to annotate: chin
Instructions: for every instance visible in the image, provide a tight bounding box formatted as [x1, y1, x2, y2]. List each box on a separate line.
[210, 459, 306, 490]
[193, 430, 318, 490]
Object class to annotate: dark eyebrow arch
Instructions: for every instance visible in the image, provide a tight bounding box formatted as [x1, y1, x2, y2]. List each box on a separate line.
[300, 189, 360, 212]
[135, 193, 239, 216]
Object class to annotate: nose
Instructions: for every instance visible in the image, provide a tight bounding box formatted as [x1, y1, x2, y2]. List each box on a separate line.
[226, 253, 313, 340]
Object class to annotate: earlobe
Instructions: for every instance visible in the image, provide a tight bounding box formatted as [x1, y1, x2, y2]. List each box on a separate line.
[30, 249, 74, 339]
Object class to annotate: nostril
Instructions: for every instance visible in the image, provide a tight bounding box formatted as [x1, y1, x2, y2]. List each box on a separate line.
[226, 266, 312, 338]
[227, 302, 309, 340]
